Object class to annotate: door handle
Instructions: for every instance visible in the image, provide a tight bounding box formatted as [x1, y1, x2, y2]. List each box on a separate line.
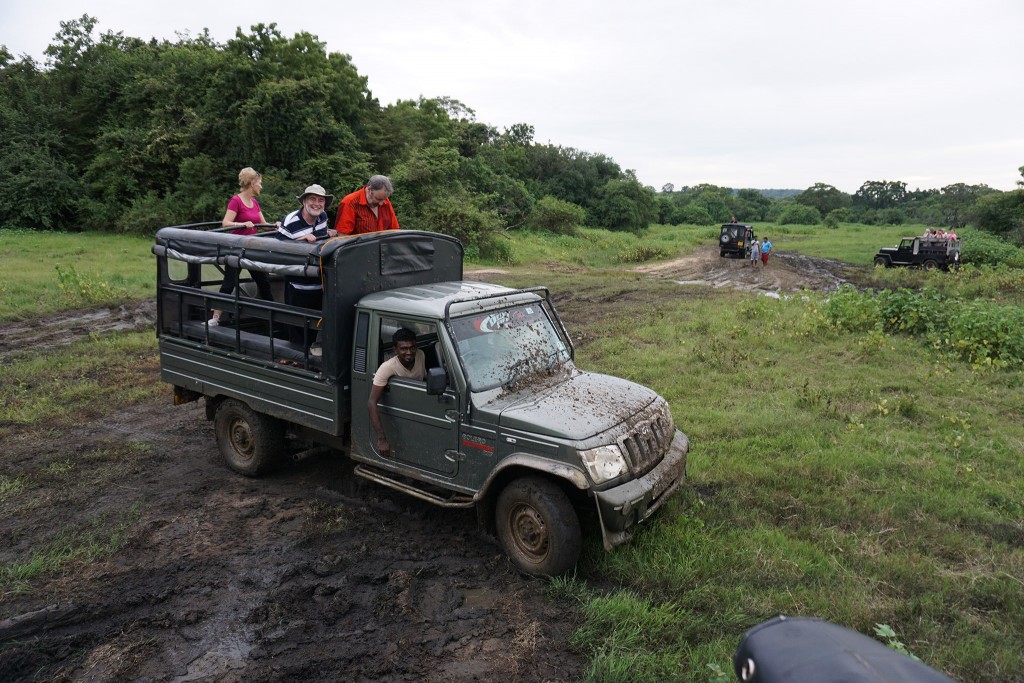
[444, 410, 460, 421]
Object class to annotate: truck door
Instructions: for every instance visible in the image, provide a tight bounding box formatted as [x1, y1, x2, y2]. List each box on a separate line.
[353, 317, 460, 478]
[376, 374, 460, 477]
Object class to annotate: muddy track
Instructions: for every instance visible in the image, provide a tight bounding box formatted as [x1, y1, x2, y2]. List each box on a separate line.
[631, 245, 855, 295]
[0, 249, 860, 681]
[0, 301, 157, 363]
[0, 399, 582, 681]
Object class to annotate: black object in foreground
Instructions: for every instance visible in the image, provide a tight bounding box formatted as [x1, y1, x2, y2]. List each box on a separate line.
[734, 616, 958, 683]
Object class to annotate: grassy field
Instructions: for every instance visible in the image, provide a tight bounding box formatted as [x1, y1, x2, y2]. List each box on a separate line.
[2, 225, 1022, 682]
[0, 229, 154, 322]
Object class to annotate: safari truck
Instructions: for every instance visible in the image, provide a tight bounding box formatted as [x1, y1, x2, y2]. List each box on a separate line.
[873, 236, 961, 271]
[719, 223, 756, 258]
[153, 226, 689, 576]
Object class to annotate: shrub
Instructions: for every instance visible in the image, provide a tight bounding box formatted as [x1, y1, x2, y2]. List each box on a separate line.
[591, 179, 658, 233]
[618, 245, 668, 263]
[671, 204, 714, 226]
[823, 208, 851, 228]
[417, 195, 512, 262]
[821, 285, 1024, 367]
[778, 204, 821, 225]
[970, 190, 1024, 239]
[527, 195, 585, 235]
[958, 226, 1024, 268]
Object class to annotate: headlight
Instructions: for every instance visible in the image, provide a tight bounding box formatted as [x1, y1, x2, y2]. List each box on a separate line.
[579, 445, 629, 484]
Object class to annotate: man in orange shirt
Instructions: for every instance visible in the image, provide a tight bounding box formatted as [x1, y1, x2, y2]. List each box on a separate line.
[334, 175, 400, 235]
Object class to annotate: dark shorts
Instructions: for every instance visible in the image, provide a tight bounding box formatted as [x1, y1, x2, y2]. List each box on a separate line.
[761, 253, 769, 263]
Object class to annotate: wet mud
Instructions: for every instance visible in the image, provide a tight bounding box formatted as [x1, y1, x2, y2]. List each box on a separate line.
[631, 245, 855, 295]
[0, 399, 583, 681]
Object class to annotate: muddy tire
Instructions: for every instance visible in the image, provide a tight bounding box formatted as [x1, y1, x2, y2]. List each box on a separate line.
[496, 477, 581, 576]
[214, 399, 284, 477]
[922, 259, 938, 271]
[873, 256, 889, 268]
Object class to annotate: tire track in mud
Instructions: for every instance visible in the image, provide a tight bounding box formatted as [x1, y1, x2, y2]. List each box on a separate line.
[632, 245, 854, 296]
[0, 300, 156, 362]
[0, 396, 583, 682]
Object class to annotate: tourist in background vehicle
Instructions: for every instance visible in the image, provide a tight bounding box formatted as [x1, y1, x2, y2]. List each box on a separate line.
[335, 175, 400, 235]
[210, 167, 274, 326]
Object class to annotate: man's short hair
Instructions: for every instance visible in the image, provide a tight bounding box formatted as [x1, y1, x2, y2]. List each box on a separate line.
[367, 175, 394, 196]
[393, 327, 416, 345]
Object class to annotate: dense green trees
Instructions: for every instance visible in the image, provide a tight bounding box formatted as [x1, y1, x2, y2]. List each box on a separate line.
[0, 17, 653, 256]
[2, 17, 1022, 250]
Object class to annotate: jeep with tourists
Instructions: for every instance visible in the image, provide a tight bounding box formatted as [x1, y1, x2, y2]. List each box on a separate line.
[873, 236, 961, 271]
[719, 223, 756, 258]
[153, 225, 690, 576]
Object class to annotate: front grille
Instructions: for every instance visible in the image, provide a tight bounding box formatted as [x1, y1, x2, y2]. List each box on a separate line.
[618, 406, 674, 477]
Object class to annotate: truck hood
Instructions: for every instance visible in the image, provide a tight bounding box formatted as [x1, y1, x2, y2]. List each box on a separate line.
[490, 370, 658, 440]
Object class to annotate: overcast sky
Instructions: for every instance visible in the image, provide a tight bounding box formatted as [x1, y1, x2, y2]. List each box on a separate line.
[3, 0, 1022, 194]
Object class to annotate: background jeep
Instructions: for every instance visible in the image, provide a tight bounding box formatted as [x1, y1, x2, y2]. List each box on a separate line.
[873, 236, 961, 271]
[719, 223, 756, 258]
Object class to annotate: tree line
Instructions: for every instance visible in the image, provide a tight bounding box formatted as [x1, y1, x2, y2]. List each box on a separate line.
[2, 16, 1023, 256]
[658, 177, 1024, 242]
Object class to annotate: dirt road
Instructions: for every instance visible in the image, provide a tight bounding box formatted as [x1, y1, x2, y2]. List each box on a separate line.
[632, 245, 855, 295]
[0, 247, 857, 682]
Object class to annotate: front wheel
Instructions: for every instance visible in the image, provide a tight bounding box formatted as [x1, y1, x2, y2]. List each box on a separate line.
[496, 477, 582, 576]
[873, 256, 888, 268]
[214, 399, 284, 476]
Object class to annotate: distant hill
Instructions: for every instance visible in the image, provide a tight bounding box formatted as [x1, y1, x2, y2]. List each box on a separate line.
[747, 189, 802, 200]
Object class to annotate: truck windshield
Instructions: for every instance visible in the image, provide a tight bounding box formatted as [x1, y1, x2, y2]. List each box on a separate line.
[451, 303, 570, 391]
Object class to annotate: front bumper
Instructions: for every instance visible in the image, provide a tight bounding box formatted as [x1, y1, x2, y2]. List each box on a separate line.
[593, 430, 689, 550]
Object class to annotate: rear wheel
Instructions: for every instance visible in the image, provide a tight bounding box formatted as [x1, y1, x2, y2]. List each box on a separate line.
[922, 259, 938, 271]
[496, 477, 581, 576]
[873, 256, 889, 268]
[214, 399, 284, 476]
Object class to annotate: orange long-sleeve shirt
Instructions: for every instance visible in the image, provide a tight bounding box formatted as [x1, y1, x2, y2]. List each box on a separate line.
[335, 187, 400, 235]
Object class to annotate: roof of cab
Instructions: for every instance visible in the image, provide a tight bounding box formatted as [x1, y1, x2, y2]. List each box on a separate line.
[357, 281, 543, 319]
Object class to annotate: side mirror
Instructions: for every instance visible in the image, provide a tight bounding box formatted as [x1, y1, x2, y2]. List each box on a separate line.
[425, 366, 447, 395]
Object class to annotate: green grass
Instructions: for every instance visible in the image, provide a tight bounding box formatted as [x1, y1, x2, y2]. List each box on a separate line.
[0, 229, 154, 321]
[1, 506, 142, 594]
[3, 226, 1023, 681]
[753, 222, 911, 264]
[561, 283, 1023, 682]
[0, 331, 162, 432]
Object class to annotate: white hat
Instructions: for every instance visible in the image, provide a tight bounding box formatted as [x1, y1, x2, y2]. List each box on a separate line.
[297, 184, 334, 207]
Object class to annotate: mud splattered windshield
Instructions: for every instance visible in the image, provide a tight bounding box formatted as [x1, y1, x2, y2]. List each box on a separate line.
[451, 303, 570, 392]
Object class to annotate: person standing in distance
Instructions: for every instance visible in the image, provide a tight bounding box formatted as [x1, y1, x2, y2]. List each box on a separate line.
[335, 175, 400, 235]
[760, 236, 773, 267]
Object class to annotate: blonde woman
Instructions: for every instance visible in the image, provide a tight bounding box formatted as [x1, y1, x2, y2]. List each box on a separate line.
[210, 168, 274, 326]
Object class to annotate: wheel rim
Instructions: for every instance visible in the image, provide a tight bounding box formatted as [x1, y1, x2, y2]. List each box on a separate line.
[229, 417, 256, 462]
[507, 502, 549, 563]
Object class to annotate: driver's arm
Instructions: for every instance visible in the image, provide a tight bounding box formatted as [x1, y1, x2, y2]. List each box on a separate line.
[368, 382, 391, 457]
